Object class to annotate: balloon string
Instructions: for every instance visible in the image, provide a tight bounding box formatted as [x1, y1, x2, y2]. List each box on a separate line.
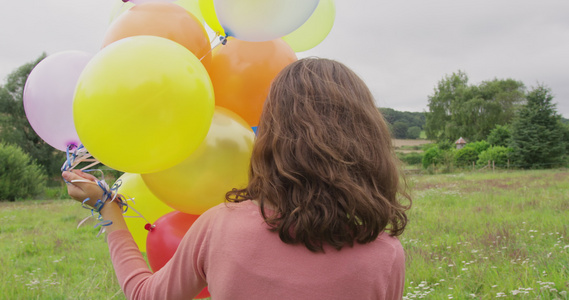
[199, 35, 228, 62]
[72, 173, 128, 236]
[68, 173, 157, 235]
[61, 144, 100, 173]
[62, 146, 157, 235]
[75, 184, 155, 236]
[62, 144, 77, 172]
[111, 1, 128, 22]
[122, 202, 154, 224]
[209, 32, 220, 44]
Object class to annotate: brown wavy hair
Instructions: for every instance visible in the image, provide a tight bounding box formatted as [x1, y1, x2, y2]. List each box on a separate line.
[226, 58, 411, 252]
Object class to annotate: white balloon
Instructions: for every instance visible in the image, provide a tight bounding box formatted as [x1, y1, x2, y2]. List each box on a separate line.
[23, 51, 92, 151]
[214, 0, 319, 42]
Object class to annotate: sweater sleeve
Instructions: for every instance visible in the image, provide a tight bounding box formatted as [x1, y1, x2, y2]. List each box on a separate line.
[107, 209, 214, 300]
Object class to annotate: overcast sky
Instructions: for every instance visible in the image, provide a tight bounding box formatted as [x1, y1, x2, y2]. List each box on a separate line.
[1, 0, 568, 117]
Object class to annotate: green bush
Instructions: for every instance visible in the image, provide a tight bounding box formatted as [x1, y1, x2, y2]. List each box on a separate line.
[437, 140, 454, 151]
[487, 125, 511, 147]
[422, 147, 443, 169]
[468, 140, 491, 153]
[407, 126, 421, 139]
[392, 121, 409, 139]
[0, 143, 46, 201]
[453, 141, 491, 167]
[421, 143, 437, 151]
[398, 152, 424, 166]
[454, 147, 479, 167]
[477, 146, 513, 166]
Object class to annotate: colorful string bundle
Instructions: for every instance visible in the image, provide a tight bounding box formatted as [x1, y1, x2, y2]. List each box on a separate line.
[62, 144, 136, 235]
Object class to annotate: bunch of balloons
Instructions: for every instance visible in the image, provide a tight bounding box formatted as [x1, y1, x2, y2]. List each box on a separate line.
[23, 0, 336, 298]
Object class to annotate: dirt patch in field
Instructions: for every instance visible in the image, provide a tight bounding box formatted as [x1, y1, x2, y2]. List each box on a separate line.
[393, 139, 433, 148]
[413, 171, 569, 193]
[0, 201, 19, 208]
[397, 150, 424, 153]
[413, 182, 457, 191]
[460, 179, 524, 193]
[467, 172, 569, 193]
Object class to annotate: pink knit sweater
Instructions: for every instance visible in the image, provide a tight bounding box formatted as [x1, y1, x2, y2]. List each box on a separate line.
[108, 200, 405, 299]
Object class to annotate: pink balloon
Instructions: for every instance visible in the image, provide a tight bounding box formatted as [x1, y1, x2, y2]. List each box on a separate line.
[23, 51, 92, 151]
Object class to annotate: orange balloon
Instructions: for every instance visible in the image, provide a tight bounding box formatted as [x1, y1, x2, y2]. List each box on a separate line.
[102, 2, 211, 69]
[208, 38, 297, 127]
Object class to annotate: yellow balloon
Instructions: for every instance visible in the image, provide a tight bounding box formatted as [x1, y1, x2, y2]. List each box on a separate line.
[118, 173, 175, 252]
[199, 0, 225, 36]
[142, 107, 254, 215]
[282, 0, 336, 52]
[74, 36, 215, 174]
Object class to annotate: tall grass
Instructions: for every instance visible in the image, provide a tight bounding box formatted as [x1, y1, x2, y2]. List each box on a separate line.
[0, 200, 123, 299]
[0, 169, 567, 299]
[402, 169, 569, 299]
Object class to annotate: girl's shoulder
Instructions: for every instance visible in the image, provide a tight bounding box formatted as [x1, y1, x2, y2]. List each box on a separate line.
[198, 200, 261, 225]
[205, 200, 257, 215]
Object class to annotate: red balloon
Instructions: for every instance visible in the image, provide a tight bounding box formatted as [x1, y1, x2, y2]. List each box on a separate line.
[146, 211, 210, 299]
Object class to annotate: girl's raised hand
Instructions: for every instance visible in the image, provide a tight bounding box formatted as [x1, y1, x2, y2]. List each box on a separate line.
[62, 170, 104, 206]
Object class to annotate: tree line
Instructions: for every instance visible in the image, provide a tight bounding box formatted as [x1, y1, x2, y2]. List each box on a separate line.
[421, 71, 569, 170]
[0, 54, 66, 174]
[2, 57, 568, 199]
[379, 108, 425, 139]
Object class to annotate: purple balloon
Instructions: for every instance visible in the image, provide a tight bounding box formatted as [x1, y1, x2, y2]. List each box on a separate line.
[23, 51, 92, 152]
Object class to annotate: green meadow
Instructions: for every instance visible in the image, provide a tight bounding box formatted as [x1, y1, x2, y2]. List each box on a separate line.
[402, 169, 568, 299]
[1, 169, 567, 299]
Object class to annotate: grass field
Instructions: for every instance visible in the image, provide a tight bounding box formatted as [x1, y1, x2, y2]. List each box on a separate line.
[402, 169, 569, 299]
[1, 169, 567, 299]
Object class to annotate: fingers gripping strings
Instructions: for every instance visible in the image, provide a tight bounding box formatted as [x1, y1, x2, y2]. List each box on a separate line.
[75, 174, 129, 236]
[62, 145, 122, 231]
[62, 144, 156, 235]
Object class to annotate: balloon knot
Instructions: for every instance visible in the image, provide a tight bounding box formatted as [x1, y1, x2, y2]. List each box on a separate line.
[144, 223, 156, 232]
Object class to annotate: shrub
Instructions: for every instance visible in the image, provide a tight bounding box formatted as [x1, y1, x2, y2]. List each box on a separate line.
[407, 126, 421, 140]
[0, 143, 46, 201]
[421, 143, 437, 151]
[468, 140, 491, 154]
[487, 125, 511, 147]
[398, 152, 423, 166]
[422, 147, 443, 169]
[454, 147, 479, 167]
[392, 121, 409, 139]
[477, 146, 513, 166]
[437, 140, 454, 151]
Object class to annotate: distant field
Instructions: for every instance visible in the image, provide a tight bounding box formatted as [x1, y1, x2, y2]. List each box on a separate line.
[0, 169, 567, 299]
[393, 139, 432, 148]
[394, 139, 432, 154]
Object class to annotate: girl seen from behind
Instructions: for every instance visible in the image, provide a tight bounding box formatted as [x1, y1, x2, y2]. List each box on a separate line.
[63, 57, 411, 300]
